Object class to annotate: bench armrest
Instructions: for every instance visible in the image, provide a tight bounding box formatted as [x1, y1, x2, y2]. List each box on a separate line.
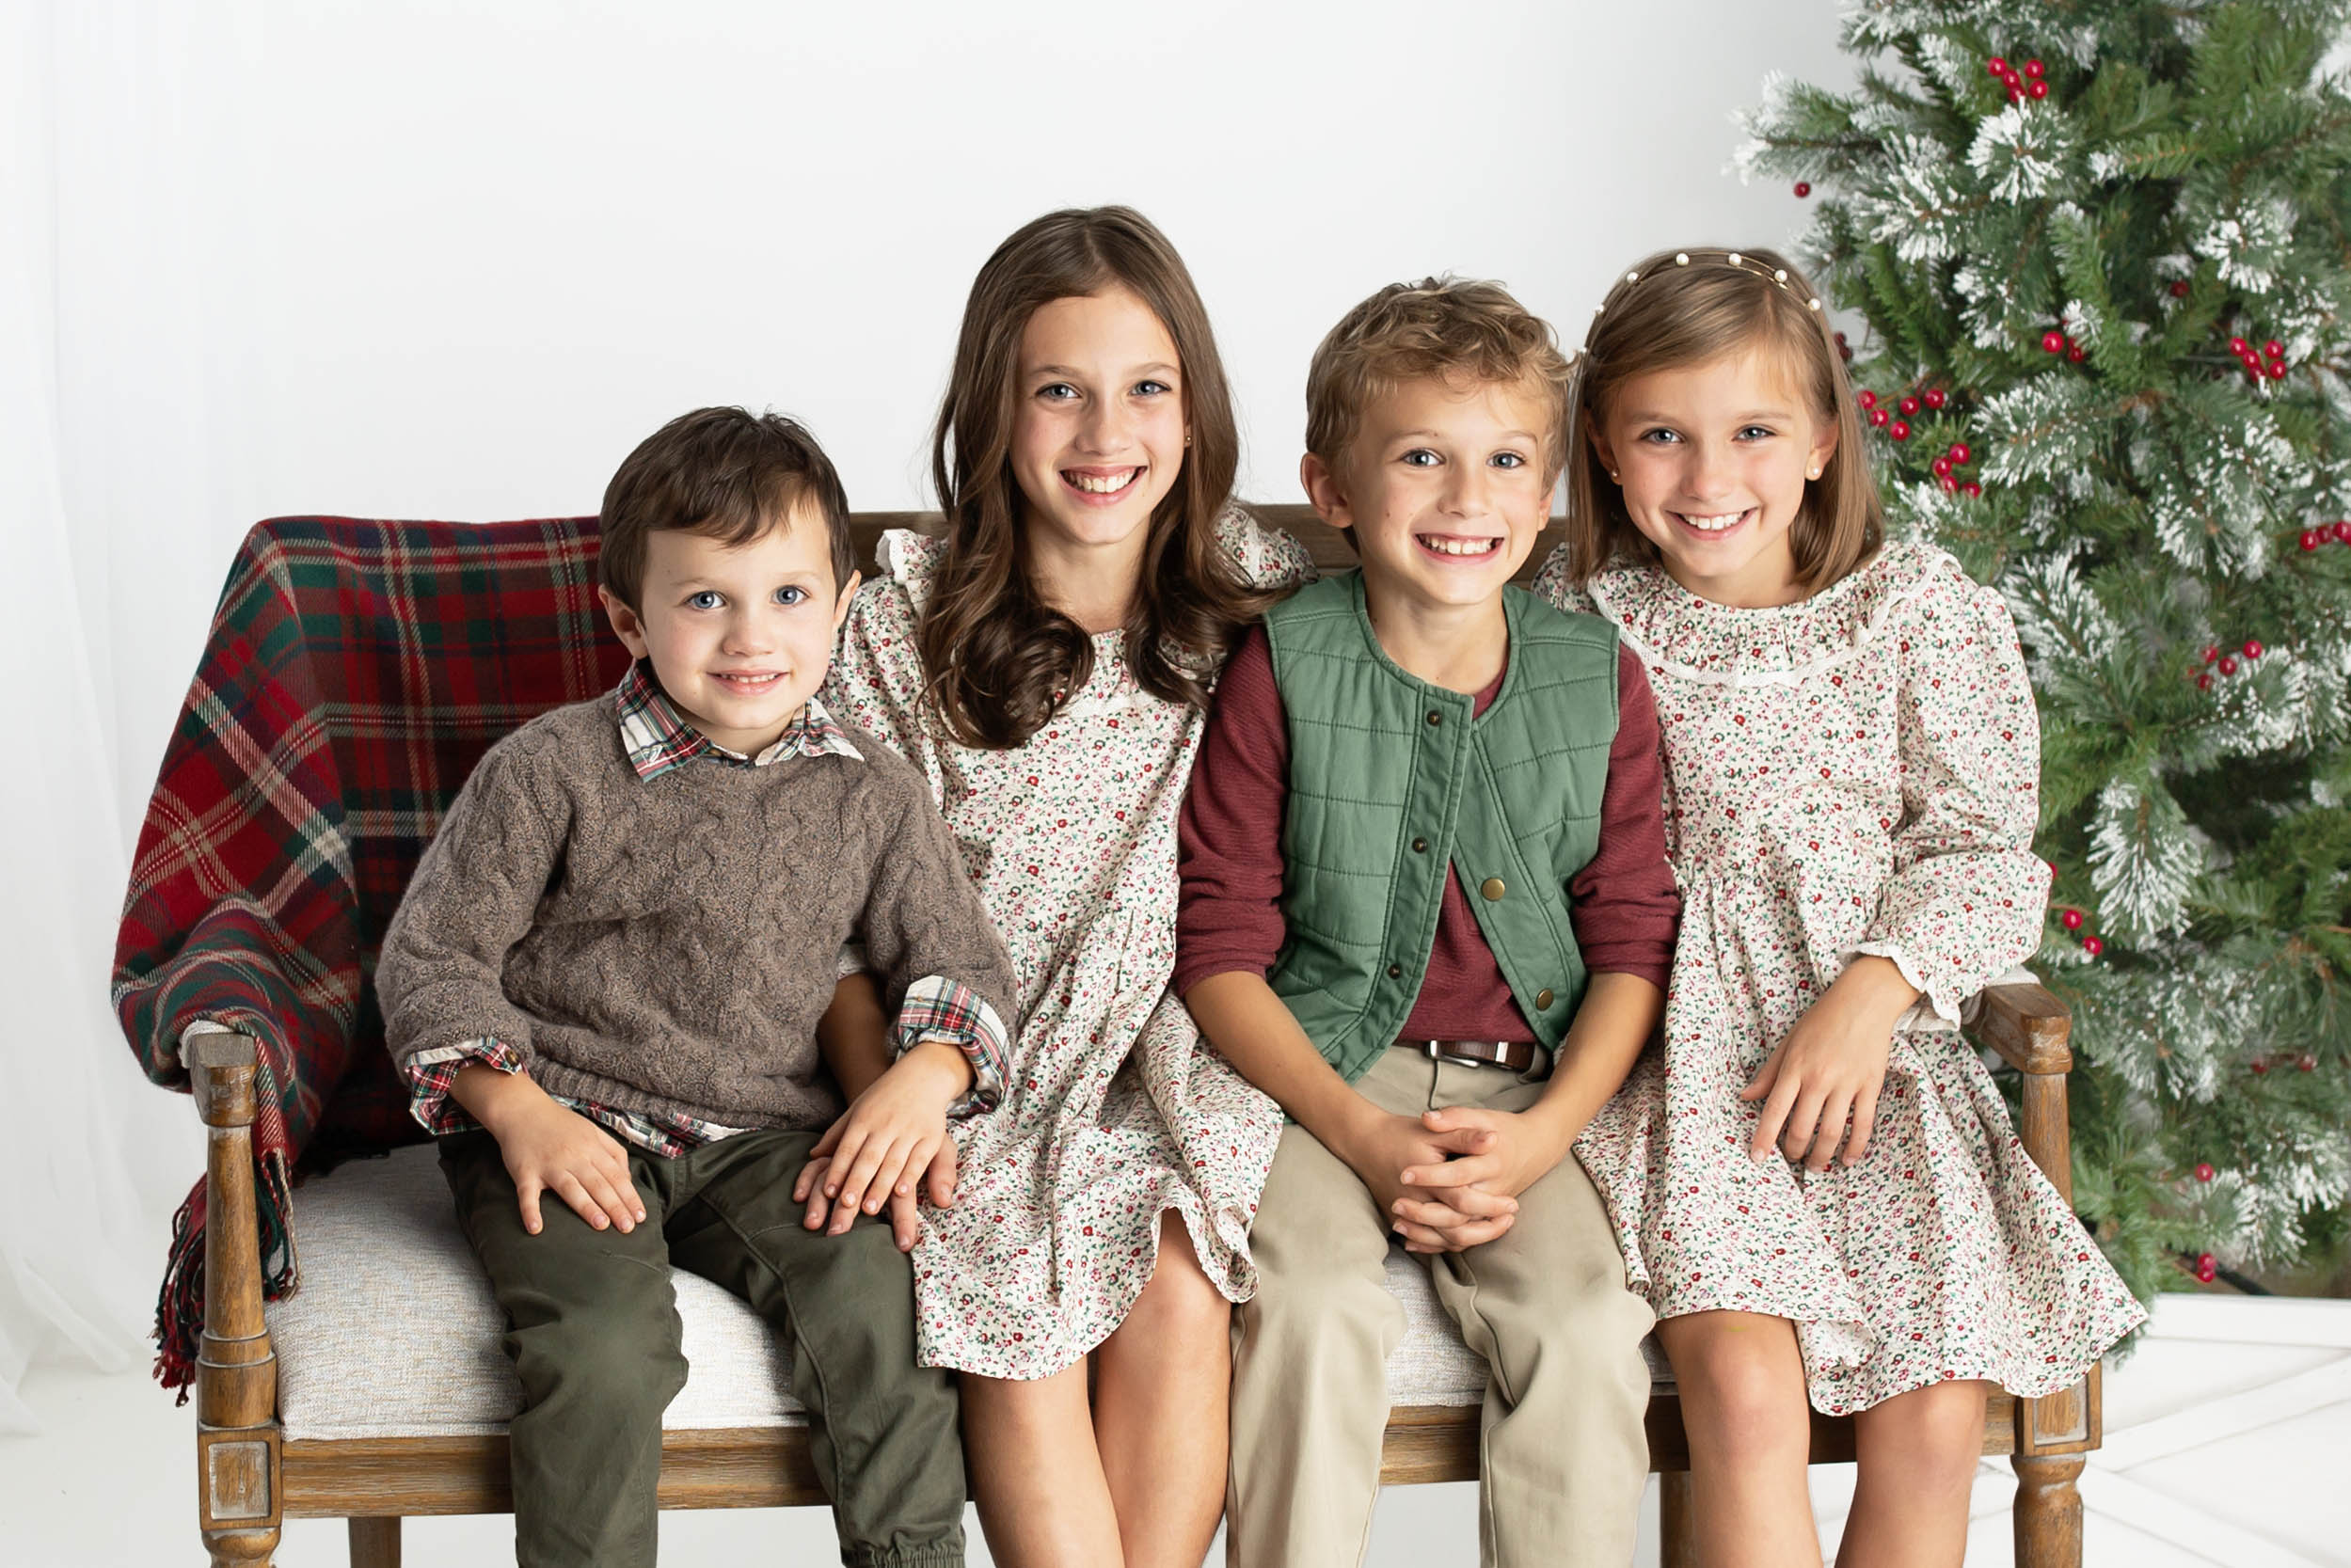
[1973, 981, 2072, 1075]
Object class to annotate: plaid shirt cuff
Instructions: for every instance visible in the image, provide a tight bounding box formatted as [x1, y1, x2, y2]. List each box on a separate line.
[895, 975, 1009, 1117]
[404, 1037, 525, 1134]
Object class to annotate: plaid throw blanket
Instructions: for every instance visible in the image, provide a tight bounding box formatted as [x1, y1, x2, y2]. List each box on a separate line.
[111, 515, 629, 1392]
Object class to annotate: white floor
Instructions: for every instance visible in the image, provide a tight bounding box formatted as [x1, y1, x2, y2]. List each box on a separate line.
[4, 1294, 2345, 1566]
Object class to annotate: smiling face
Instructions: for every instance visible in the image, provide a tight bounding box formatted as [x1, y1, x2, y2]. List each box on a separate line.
[1305, 373, 1554, 616]
[1009, 286, 1188, 576]
[599, 504, 859, 755]
[1592, 343, 1837, 608]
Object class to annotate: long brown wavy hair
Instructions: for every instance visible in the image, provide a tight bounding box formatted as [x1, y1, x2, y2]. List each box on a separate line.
[918, 206, 1272, 750]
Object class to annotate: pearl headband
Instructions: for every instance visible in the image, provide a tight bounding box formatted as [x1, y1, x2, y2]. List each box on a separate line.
[1593, 250, 1823, 318]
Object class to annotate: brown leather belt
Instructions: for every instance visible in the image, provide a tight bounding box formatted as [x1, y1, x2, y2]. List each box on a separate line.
[1400, 1037, 1538, 1072]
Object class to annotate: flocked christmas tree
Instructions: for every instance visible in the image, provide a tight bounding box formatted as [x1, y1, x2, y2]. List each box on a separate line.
[1737, 0, 2351, 1300]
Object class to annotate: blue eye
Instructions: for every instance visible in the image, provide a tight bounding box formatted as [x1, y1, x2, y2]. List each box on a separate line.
[1492, 451, 1527, 469]
[773, 585, 809, 606]
[1133, 378, 1171, 397]
[1402, 449, 1440, 467]
[1038, 382, 1079, 401]
[1738, 425, 1777, 441]
[686, 591, 723, 610]
[1638, 428, 1681, 445]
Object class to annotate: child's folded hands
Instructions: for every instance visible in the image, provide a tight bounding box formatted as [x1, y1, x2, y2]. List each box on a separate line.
[793, 1038, 973, 1251]
[1340, 1111, 1520, 1254]
[1392, 1104, 1579, 1250]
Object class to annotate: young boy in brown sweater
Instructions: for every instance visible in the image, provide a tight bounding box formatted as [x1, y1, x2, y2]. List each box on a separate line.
[1178, 280, 1679, 1567]
[377, 406, 1014, 1568]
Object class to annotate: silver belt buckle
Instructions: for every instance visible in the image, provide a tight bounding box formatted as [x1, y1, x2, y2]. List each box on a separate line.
[1419, 1039, 1490, 1069]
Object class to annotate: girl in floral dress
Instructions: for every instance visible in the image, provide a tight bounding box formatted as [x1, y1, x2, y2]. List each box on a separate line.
[813, 208, 1311, 1568]
[1534, 247, 2143, 1566]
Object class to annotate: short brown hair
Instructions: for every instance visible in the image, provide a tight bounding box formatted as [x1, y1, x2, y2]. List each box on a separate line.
[1559, 246, 1882, 591]
[919, 205, 1272, 751]
[1306, 277, 1576, 478]
[598, 406, 853, 610]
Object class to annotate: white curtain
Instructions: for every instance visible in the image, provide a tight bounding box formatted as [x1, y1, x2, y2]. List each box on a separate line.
[0, 0, 227, 1432]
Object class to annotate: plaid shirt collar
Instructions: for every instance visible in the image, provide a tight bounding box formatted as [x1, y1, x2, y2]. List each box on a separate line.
[613, 660, 863, 781]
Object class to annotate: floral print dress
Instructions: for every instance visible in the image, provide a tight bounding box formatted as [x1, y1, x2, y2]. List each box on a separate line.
[1534, 539, 2144, 1415]
[823, 512, 1314, 1380]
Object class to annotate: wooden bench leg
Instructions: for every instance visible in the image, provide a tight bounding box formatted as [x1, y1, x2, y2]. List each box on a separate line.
[1660, 1469, 1697, 1568]
[2012, 1453, 2084, 1568]
[349, 1516, 402, 1567]
[195, 1038, 281, 1568]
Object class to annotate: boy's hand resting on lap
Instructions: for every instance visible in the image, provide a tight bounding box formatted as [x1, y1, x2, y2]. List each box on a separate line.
[1740, 954, 1919, 1170]
[1341, 1110, 1520, 1254]
[454, 1063, 644, 1237]
[793, 1039, 972, 1251]
[1391, 1103, 1578, 1251]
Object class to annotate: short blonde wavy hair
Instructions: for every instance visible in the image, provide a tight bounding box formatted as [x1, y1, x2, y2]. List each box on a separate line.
[1305, 276, 1576, 479]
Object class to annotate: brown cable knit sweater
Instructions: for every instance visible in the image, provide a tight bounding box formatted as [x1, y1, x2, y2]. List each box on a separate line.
[377, 696, 1016, 1133]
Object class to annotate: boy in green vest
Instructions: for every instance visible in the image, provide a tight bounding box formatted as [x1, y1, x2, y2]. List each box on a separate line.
[1178, 278, 1678, 1567]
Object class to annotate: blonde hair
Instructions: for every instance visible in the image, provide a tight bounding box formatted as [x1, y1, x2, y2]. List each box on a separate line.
[1559, 246, 1882, 590]
[1306, 276, 1576, 479]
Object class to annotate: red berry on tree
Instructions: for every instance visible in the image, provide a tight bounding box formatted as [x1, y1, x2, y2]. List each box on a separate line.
[2197, 672, 2214, 690]
[1962, 481, 1982, 498]
[2041, 330, 2066, 353]
[2068, 343, 2086, 362]
[2304, 530, 2324, 551]
[1899, 395, 1920, 415]
[2230, 337, 2250, 355]
[1988, 56, 2009, 76]
[1949, 442, 1971, 463]
[2008, 85, 2024, 103]
[1835, 330, 1848, 344]
[1795, 181, 1812, 198]
[2253, 1058, 2270, 1073]
[2298, 1054, 2317, 1071]
[2335, 520, 2351, 542]
[2170, 280, 2191, 297]
[1890, 420, 1911, 440]
[2217, 655, 2240, 675]
[1941, 476, 1958, 493]
[2025, 59, 2045, 78]
[2243, 640, 2264, 659]
[2027, 79, 2049, 100]
[2196, 1163, 2216, 1182]
[2266, 360, 2287, 379]
[1869, 407, 1890, 428]
[1839, 344, 1852, 361]
[1858, 388, 1877, 408]
[2201, 644, 2221, 663]
[2082, 935, 2105, 957]
[1925, 388, 1946, 409]
[1932, 456, 1953, 477]
[2264, 340, 2284, 358]
[2195, 1255, 2217, 1284]
[2061, 908, 2084, 929]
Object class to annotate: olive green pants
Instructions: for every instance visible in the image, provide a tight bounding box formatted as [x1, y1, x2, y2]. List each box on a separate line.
[441, 1127, 966, 1568]
[1228, 1046, 1655, 1568]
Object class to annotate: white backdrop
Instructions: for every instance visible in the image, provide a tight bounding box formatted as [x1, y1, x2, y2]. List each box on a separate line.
[4, 0, 1851, 1466]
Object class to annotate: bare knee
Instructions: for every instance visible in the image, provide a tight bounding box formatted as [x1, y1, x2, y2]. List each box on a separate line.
[1123, 1212, 1229, 1339]
[1660, 1315, 1811, 1465]
[1857, 1379, 1989, 1493]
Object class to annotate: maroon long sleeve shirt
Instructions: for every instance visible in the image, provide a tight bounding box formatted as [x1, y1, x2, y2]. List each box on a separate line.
[1176, 626, 1678, 1043]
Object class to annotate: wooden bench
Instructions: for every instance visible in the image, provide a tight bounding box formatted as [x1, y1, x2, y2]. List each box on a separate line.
[179, 508, 2102, 1568]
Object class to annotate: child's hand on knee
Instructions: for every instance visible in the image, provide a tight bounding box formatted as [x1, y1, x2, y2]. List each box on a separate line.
[489, 1094, 643, 1237]
[1739, 956, 1916, 1170]
[793, 1040, 970, 1246]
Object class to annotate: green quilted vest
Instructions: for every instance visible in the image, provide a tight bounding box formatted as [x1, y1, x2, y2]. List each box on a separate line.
[1263, 572, 1620, 1083]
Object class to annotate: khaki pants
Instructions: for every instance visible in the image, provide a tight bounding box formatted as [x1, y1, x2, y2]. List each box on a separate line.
[1228, 1046, 1653, 1568]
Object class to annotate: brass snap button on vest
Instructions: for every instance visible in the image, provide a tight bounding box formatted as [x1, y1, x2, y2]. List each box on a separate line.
[1535, 988, 1555, 1009]
[1387, 963, 1404, 978]
[1426, 709, 1443, 726]
[1480, 877, 1506, 900]
[1411, 837, 1428, 853]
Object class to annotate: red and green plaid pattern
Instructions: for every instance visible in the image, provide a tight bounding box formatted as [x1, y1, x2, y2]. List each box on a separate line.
[614, 658, 863, 778]
[111, 514, 629, 1392]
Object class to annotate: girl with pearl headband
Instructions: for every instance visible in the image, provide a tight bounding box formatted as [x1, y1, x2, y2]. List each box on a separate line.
[1534, 246, 2144, 1564]
[805, 205, 1312, 1568]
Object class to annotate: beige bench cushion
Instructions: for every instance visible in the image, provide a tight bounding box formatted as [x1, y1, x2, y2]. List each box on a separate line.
[269, 1143, 1666, 1442]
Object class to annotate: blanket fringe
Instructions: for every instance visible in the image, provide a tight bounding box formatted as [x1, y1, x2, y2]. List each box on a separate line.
[151, 1163, 296, 1402]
